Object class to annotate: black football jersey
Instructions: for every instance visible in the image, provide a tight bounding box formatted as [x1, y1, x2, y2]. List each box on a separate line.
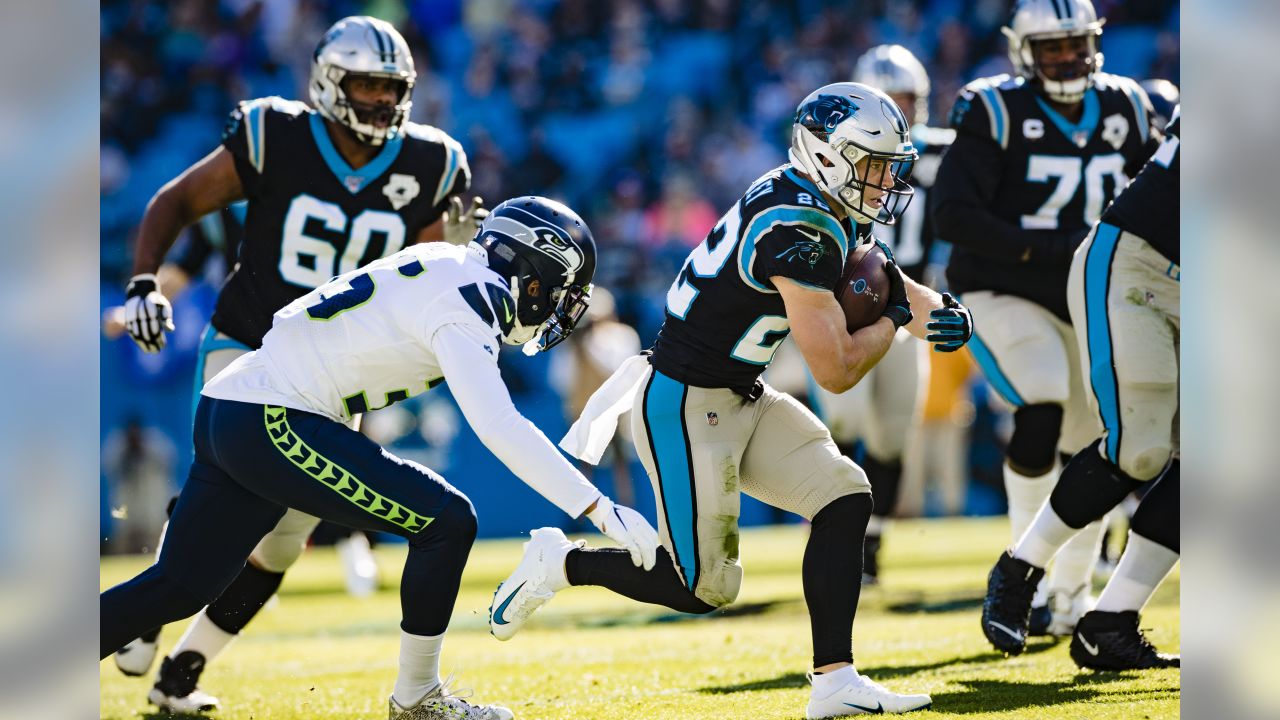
[1103, 106, 1179, 265]
[214, 96, 470, 347]
[650, 165, 854, 392]
[934, 73, 1159, 319]
[860, 124, 953, 282]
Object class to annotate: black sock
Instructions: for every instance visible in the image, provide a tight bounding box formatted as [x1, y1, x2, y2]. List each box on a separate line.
[1049, 439, 1143, 529]
[805, 493, 873, 668]
[204, 562, 286, 635]
[566, 546, 715, 615]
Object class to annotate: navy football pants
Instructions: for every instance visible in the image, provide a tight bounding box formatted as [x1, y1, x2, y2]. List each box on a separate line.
[101, 398, 476, 658]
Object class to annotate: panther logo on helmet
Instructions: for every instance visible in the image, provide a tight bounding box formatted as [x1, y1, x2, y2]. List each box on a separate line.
[797, 95, 861, 141]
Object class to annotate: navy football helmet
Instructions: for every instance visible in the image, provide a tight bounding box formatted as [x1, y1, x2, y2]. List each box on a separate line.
[476, 196, 597, 352]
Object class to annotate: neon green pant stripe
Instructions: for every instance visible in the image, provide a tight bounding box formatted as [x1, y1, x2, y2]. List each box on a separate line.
[263, 405, 433, 533]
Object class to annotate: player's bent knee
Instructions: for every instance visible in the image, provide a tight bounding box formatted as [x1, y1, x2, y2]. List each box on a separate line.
[1118, 443, 1172, 482]
[1007, 403, 1065, 475]
[249, 530, 309, 573]
[414, 491, 477, 546]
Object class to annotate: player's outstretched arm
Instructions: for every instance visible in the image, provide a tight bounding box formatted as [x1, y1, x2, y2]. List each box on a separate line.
[132, 147, 245, 276]
[122, 147, 245, 353]
[775, 276, 896, 394]
[431, 322, 659, 567]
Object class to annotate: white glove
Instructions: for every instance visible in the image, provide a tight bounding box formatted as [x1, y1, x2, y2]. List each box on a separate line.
[124, 273, 174, 353]
[443, 195, 489, 246]
[586, 495, 659, 571]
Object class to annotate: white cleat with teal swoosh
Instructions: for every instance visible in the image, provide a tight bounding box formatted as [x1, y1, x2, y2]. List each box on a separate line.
[488, 527, 582, 641]
[806, 668, 932, 717]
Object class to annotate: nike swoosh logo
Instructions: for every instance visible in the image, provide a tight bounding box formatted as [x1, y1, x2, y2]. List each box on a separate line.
[988, 621, 1025, 643]
[797, 228, 821, 242]
[492, 581, 526, 625]
[503, 299, 513, 324]
[1078, 633, 1100, 656]
[843, 701, 883, 713]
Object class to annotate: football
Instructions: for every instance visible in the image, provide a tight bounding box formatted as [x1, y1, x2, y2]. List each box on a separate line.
[834, 242, 891, 332]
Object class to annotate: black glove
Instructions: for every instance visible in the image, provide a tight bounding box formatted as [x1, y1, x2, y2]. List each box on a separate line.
[880, 259, 912, 330]
[926, 292, 973, 352]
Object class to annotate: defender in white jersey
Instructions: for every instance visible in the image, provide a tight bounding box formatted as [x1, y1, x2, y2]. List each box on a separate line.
[101, 198, 660, 720]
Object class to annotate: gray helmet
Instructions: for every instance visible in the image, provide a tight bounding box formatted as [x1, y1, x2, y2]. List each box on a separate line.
[310, 16, 415, 146]
[853, 44, 931, 125]
[1002, 0, 1105, 104]
[788, 82, 918, 225]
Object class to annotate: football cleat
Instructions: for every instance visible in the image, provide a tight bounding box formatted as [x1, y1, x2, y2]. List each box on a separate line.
[149, 651, 219, 713]
[1047, 584, 1095, 637]
[388, 685, 514, 720]
[981, 551, 1045, 655]
[489, 527, 581, 641]
[806, 670, 932, 717]
[1070, 610, 1180, 671]
[113, 629, 161, 676]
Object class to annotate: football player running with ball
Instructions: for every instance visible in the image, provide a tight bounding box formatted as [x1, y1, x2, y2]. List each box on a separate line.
[932, 0, 1161, 641]
[113, 16, 485, 713]
[488, 83, 972, 718]
[102, 197, 659, 720]
[983, 107, 1181, 670]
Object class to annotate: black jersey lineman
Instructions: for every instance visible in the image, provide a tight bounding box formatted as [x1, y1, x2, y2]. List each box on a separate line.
[933, 73, 1159, 320]
[1103, 107, 1179, 264]
[215, 96, 470, 347]
[651, 165, 854, 393]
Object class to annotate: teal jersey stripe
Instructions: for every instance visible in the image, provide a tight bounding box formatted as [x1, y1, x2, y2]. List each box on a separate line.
[738, 205, 847, 292]
[962, 313, 1025, 407]
[308, 113, 404, 194]
[433, 140, 460, 205]
[1083, 223, 1123, 462]
[644, 371, 699, 592]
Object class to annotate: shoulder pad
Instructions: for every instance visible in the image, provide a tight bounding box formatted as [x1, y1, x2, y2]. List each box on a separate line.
[952, 75, 1024, 149]
[1093, 73, 1153, 144]
[224, 97, 310, 174]
[402, 123, 470, 206]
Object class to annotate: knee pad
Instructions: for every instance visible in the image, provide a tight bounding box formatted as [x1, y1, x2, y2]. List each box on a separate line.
[1049, 439, 1142, 529]
[1007, 403, 1064, 475]
[1130, 460, 1179, 552]
[1118, 441, 1173, 482]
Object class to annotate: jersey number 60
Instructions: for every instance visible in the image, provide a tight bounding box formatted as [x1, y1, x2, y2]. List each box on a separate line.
[280, 194, 407, 288]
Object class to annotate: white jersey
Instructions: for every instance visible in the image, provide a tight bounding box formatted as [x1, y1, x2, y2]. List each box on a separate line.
[204, 241, 601, 517]
[206, 242, 505, 421]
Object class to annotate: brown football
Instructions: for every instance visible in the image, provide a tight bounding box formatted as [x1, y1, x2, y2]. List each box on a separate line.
[834, 242, 891, 333]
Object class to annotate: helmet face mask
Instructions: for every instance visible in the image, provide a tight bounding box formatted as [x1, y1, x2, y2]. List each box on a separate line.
[474, 197, 597, 353]
[311, 17, 416, 146]
[1003, 0, 1105, 104]
[788, 82, 918, 226]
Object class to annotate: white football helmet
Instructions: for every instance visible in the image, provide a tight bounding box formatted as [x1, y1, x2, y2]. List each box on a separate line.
[310, 16, 415, 146]
[788, 82, 917, 226]
[853, 45, 931, 126]
[1003, 0, 1105, 104]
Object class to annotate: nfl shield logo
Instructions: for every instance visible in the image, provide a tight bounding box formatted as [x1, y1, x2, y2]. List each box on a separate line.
[706, 412, 718, 426]
[345, 175, 364, 192]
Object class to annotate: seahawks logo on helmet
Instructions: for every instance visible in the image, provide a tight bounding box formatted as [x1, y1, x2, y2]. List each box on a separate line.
[484, 213, 585, 277]
[775, 236, 826, 269]
[796, 95, 861, 141]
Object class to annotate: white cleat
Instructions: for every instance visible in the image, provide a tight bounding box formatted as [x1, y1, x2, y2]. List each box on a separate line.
[114, 636, 160, 677]
[806, 670, 932, 717]
[388, 686, 514, 720]
[1047, 584, 1095, 637]
[148, 686, 220, 714]
[488, 527, 581, 641]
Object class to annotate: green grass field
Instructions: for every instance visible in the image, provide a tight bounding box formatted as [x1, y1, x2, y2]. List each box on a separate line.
[100, 518, 1179, 719]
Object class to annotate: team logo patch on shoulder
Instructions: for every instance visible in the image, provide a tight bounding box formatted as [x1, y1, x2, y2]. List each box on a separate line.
[1102, 114, 1130, 150]
[776, 230, 827, 269]
[383, 173, 421, 210]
